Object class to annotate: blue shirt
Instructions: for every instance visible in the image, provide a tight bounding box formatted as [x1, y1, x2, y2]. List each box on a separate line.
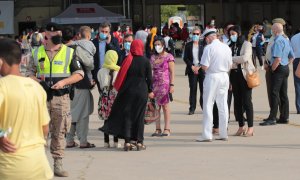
[291, 33, 300, 58]
[99, 41, 106, 69]
[271, 35, 294, 65]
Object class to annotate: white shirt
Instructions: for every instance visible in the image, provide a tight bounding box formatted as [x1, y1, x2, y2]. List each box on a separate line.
[97, 68, 118, 90]
[192, 44, 200, 66]
[252, 33, 258, 47]
[164, 36, 171, 49]
[291, 33, 300, 58]
[200, 39, 232, 74]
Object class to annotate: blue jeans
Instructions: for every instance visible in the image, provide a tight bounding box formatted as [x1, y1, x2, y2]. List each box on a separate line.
[293, 58, 300, 113]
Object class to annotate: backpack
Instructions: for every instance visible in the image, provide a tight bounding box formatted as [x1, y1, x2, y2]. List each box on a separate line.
[31, 32, 41, 46]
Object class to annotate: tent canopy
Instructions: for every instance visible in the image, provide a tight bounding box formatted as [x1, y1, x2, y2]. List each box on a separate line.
[51, 3, 126, 24]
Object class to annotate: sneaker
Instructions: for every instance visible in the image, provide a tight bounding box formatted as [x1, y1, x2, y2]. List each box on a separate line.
[104, 142, 110, 148]
[113, 142, 122, 148]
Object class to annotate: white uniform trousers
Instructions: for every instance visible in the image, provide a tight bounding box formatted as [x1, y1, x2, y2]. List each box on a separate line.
[202, 72, 229, 140]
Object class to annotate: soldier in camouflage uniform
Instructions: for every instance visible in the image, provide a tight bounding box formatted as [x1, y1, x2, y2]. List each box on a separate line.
[26, 23, 84, 177]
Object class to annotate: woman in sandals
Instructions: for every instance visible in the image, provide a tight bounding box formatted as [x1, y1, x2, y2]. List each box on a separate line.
[100, 40, 153, 151]
[97, 50, 120, 148]
[228, 25, 255, 137]
[150, 37, 175, 137]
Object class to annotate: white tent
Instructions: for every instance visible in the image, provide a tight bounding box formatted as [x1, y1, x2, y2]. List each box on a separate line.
[51, 3, 126, 24]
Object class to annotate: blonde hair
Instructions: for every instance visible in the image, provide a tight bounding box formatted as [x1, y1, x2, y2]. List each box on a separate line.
[79, 26, 92, 38]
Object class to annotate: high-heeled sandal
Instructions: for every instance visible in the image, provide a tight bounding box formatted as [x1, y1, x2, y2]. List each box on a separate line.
[124, 143, 135, 151]
[234, 128, 247, 136]
[161, 129, 171, 137]
[243, 131, 254, 137]
[136, 143, 146, 151]
[151, 129, 162, 137]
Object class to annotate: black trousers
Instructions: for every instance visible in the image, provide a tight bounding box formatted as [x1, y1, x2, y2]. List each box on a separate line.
[188, 70, 205, 112]
[252, 47, 263, 67]
[104, 133, 118, 143]
[269, 65, 290, 120]
[230, 69, 254, 127]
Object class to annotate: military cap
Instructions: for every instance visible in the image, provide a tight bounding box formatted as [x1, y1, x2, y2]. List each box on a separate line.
[272, 18, 286, 26]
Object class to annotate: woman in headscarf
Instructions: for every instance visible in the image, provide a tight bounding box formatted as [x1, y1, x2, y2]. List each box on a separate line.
[229, 25, 255, 137]
[97, 50, 120, 148]
[145, 26, 157, 58]
[100, 40, 154, 151]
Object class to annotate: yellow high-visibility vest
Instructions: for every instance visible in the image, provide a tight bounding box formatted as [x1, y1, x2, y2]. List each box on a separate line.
[32, 45, 73, 78]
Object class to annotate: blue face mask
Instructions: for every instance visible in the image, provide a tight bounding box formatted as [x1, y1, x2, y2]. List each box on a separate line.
[124, 42, 131, 51]
[192, 35, 200, 42]
[99, 33, 107, 40]
[230, 35, 238, 42]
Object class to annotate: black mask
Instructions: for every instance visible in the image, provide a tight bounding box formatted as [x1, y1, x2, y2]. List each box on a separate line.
[51, 35, 62, 45]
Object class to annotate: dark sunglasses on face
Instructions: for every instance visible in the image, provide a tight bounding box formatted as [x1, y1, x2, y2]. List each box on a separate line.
[193, 33, 200, 35]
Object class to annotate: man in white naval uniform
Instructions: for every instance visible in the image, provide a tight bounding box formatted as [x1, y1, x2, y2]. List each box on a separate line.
[196, 28, 232, 142]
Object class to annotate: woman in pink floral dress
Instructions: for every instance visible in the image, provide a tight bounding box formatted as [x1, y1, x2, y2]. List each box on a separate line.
[150, 37, 175, 136]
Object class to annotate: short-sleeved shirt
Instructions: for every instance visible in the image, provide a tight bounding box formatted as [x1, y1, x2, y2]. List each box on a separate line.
[271, 35, 295, 65]
[291, 33, 300, 58]
[0, 75, 52, 179]
[200, 39, 233, 74]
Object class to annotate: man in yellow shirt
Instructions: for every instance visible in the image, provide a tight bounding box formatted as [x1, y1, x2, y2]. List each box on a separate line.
[0, 38, 53, 179]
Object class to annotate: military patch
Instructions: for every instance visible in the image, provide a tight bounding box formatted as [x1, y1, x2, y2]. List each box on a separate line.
[54, 61, 63, 65]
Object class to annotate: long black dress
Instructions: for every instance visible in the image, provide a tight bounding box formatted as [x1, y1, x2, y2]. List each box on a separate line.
[100, 55, 152, 143]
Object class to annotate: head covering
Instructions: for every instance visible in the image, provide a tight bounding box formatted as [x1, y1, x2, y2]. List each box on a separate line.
[149, 27, 157, 50]
[114, 40, 144, 91]
[46, 22, 62, 32]
[201, 28, 217, 38]
[272, 18, 286, 25]
[102, 50, 120, 71]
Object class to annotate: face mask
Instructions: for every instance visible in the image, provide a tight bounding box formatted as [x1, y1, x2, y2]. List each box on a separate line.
[126, 27, 130, 31]
[155, 45, 164, 53]
[192, 35, 200, 42]
[230, 35, 238, 42]
[51, 35, 62, 45]
[124, 42, 131, 51]
[99, 33, 107, 40]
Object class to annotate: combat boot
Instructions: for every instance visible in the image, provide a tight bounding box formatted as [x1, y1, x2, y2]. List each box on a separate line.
[54, 158, 69, 177]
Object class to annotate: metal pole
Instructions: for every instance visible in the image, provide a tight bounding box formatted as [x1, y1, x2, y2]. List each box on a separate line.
[127, 0, 130, 18]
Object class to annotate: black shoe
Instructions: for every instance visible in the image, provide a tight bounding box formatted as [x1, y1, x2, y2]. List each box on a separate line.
[260, 120, 276, 126]
[188, 111, 194, 115]
[276, 119, 289, 124]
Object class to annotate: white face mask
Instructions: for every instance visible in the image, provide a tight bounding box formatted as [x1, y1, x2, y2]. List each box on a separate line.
[155, 45, 164, 53]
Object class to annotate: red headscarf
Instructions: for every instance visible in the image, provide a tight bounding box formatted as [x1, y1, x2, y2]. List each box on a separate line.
[114, 39, 144, 91]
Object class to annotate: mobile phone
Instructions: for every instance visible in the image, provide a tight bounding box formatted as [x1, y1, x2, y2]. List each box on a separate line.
[169, 93, 173, 102]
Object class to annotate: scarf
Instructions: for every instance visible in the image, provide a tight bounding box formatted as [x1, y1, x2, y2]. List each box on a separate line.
[114, 39, 144, 91]
[102, 50, 120, 71]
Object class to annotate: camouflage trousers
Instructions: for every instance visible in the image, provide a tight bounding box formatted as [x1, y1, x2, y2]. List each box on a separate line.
[47, 94, 71, 159]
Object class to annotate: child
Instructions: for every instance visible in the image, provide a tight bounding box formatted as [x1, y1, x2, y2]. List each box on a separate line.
[69, 26, 96, 82]
[97, 50, 120, 148]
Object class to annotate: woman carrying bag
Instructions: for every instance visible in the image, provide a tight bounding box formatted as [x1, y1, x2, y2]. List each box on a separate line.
[228, 25, 256, 137]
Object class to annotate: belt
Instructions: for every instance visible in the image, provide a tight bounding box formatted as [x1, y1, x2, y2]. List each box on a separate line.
[52, 88, 70, 96]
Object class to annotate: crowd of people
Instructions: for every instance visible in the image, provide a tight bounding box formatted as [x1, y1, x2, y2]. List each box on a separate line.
[0, 16, 300, 179]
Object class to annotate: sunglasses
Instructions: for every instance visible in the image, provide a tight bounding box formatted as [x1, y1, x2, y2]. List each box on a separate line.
[193, 33, 200, 35]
